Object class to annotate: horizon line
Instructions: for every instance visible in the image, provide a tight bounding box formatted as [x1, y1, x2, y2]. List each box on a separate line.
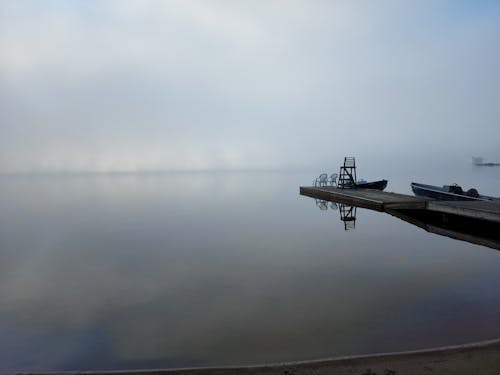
[0, 167, 317, 177]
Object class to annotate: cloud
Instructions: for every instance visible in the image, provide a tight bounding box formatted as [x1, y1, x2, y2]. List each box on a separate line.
[1, 1, 500, 172]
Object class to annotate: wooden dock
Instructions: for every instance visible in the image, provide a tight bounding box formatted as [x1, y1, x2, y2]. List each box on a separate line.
[300, 186, 500, 224]
[427, 200, 500, 223]
[300, 186, 430, 211]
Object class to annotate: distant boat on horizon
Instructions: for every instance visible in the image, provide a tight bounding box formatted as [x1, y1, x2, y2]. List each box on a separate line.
[472, 156, 500, 167]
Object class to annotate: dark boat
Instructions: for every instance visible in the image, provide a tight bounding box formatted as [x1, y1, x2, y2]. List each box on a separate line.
[411, 182, 499, 201]
[355, 179, 388, 190]
[337, 157, 388, 191]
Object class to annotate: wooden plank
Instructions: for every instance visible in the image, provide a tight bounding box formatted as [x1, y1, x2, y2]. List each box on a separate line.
[300, 187, 384, 211]
[384, 201, 428, 210]
[299, 186, 429, 211]
[428, 201, 500, 224]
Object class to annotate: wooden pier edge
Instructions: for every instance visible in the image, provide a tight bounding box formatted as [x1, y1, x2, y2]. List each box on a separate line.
[300, 186, 385, 211]
[300, 186, 500, 224]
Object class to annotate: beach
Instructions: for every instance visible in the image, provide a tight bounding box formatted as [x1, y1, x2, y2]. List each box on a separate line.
[27, 338, 500, 375]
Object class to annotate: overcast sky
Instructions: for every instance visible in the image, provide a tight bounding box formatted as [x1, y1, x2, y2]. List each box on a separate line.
[1, 0, 499, 173]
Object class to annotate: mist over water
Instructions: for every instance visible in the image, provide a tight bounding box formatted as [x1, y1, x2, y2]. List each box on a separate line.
[1, 1, 500, 371]
[0, 164, 499, 371]
[1, 1, 500, 174]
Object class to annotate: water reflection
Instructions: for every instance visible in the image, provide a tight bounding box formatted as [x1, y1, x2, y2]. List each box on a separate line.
[315, 199, 338, 211]
[339, 204, 357, 231]
[313, 200, 357, 231]
[309, 195, 500, 250]
[315, 199, 329, 210]
[2, 172, 500, 372]
[387, 209, 500, 251]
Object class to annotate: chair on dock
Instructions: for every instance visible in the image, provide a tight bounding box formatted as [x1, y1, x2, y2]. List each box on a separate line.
[329, 173, 338, 186]
[313, 173, 328, 187]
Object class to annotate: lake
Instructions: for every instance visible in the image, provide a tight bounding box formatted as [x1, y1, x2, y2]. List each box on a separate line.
[1, 165, 499, 371]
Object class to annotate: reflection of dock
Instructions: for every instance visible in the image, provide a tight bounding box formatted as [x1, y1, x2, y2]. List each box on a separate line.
[300, 186, 500, 223]
[387, 209, 500, 251]
[301, 186, 500, 250]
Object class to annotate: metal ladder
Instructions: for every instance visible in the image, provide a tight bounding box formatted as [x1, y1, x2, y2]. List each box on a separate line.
[338, 157, 357, 188]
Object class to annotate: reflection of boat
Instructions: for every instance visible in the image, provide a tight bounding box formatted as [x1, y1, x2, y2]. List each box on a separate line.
[411, 182, 499, 202]
[355, 179, 388, 191]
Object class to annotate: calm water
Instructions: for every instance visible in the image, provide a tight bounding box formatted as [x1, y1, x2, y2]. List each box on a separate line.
[1, 165, 499, 371]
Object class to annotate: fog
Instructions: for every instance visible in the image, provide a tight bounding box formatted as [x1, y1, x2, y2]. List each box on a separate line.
[1, 1, 499, 173]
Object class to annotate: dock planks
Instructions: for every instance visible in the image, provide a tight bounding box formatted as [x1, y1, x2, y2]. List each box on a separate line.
[300, 186, 429, 211]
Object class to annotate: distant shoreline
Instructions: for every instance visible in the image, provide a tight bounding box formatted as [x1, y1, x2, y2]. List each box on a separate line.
[18, 338, 500, 375]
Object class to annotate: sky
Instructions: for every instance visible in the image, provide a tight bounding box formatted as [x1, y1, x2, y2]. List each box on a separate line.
[1, 0, 500, 173]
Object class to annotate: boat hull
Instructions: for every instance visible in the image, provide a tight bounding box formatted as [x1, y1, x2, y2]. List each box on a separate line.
[355, 179, 388, 191]
[411, 182, 496, 201]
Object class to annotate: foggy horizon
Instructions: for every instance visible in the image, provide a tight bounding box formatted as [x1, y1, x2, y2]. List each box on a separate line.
[2, 3, 500, 370]
[1, 1, 500, 173]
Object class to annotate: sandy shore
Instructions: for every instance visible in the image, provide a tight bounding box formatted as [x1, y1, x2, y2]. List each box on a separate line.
[23, 338, 500, 375]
